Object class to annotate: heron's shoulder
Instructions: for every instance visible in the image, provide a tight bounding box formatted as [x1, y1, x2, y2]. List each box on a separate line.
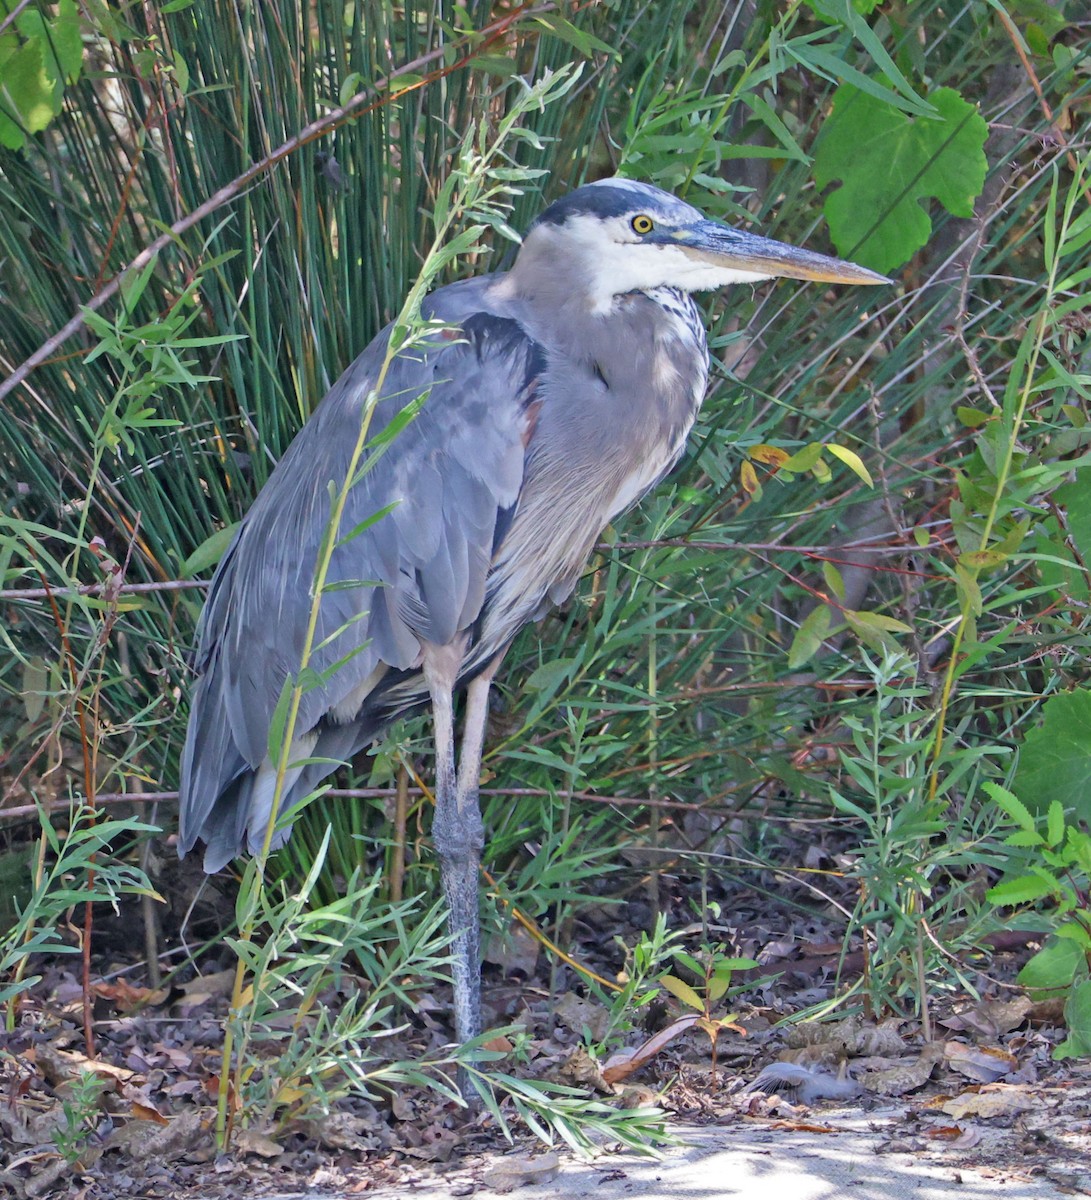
[421, 273, 512, 321]
[423, 274, 543, 363]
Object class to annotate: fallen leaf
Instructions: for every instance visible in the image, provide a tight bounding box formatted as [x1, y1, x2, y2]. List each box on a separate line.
[482, 1152, 561, 1193]
[941, 1086, 1037, 1120]
[559, 1046, 609, 1091]
[484, 921, 541, 978]
[175, 968, 236, 1012]
[235, 1127, 285, 1158]
[602, 1014, 702, 1084]
[553, 991, 610, 1042]
[104, 1110, 206, 1162]
[403, 1126, 458, 1162]
[940, 996, 1032, 1038]
[945, 1040, 1017, 1083]
[860, 1044, 944, 1097]
[129, 1101, 170, 1126]
[92, 978, 167, 1011]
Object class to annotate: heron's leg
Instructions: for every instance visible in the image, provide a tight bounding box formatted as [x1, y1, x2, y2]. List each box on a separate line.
[456, 659, 501, 811]
[424, 646, 486, 1060]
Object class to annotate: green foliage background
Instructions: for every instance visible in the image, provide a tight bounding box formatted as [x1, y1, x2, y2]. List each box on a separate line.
[1, 0, 1090, 1019]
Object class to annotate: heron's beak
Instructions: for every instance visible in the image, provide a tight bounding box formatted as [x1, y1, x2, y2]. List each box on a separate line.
[674, 220, 891, 286]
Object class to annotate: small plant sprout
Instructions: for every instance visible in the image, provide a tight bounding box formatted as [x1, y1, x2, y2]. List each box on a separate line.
[659, 942, 759, 1086]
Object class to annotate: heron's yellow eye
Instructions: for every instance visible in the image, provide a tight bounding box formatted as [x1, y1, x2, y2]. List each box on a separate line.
[631, 214, 654, 235]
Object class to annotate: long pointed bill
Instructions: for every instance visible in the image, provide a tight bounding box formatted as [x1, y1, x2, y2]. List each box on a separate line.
[678, 220, 891, 286]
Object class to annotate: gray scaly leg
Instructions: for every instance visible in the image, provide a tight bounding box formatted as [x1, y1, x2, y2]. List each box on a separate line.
[424, 648, 491, 1097]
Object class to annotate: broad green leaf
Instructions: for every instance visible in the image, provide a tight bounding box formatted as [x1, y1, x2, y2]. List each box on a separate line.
[1018, 937, 1082, 995]
[815, 85, 988, 273]
[1055, 468, 1091, 567]
[1013, 689, 1091, 819]
[0, 40, 56, 147]
[711, 957, 759, 974]
[954, 562, 982, 616]
[21, 655, 48, 723]
[471, 55, 519, 78]
[1055, 980, 1091, 1060]
[845, 610, 912, 634]
[524, 656, 577, 696]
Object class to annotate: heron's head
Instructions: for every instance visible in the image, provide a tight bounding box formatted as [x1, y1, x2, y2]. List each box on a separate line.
[518, 178, 889, 313]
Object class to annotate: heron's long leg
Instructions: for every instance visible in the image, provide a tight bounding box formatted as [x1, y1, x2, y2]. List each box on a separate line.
[424, 646, 488, 1066]
[456, 660, 501, 809]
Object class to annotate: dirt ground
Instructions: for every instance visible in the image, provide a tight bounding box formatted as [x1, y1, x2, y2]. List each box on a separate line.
[2, 831, 1086, 1199]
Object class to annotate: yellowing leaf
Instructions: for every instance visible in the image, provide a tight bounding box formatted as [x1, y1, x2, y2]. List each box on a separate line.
[749, 444, 790, 468]
[960, 548, 1009, 569]
[827, 443, 873, 487]
[659, 974, 704, 1012]
[740, 459, 760, 496]
[810, 456, 832, 484]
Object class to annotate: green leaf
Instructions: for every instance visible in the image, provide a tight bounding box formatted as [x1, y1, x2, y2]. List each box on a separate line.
[956, 405, 993, 428]
[1018, 937, 1083, 996]
[845, 609, 913, 634]
[986, 873, 1057, 906]
[1055, 980, 1091, 1060]
[982, 780, 1037, 833]
[822, 560, 846, 603]
[707, 976, 730, 1003]
[954, 562, 982, 617]
[815, 85, 988, 273]
[1013, 689, 1091, 819]
[788, 604, 832, 669]
[659, 974, 704, 1012]
[266, 677, 295, 764]
[1045, 799, 1065, 849]
[1055, 468, 1091, 567]
[524, 656, 577, 697]
[781, 442, 825, 473]
[711, 956, 759, 974]
[533, 14, 617, 58]
[0, 40, 56, 147]
[471, 55, 519, 78]
[181, 523, 236, 578]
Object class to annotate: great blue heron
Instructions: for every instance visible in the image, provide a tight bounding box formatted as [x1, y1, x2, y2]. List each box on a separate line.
[178, 178, 887, 1067]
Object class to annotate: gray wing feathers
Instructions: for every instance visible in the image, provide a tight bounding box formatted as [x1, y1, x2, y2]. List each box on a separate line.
[179, 280, 538, 861]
